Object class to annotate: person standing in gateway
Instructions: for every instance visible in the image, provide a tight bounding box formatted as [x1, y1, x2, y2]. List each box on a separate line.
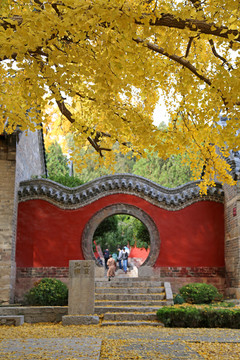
[117, 246, 123, 270]
[124, 245, 130, 255]
[107, 254, 116, 281]
[122, 247, 128, 274]
[103, 248, 110, 270]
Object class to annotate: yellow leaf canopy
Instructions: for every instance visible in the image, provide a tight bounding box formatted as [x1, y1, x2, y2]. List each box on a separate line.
[1, 0, 240, 192]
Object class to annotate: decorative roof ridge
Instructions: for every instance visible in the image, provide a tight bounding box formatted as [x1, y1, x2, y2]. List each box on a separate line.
[18, 173, 224, 210]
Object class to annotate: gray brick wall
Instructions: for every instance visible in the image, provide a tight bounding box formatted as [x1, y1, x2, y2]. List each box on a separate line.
[15, 129, 46, 182]
[0, 153, 16, 303]
[0, 129, 46, 303]
[224, 181, 240, 298]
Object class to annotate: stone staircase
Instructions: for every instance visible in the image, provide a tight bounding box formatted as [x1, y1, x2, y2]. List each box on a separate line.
[94, 278, 173, 326]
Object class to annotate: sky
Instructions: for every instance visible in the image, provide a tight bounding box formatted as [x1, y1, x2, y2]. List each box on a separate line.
[153, 99, 169, 125]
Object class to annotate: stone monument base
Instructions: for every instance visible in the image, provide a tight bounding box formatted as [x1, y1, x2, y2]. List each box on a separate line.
[62, 315, 100, 326]
[95, 266, 105, 278]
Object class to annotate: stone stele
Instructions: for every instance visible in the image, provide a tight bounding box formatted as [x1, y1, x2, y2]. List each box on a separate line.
[68, 260, 95, 315]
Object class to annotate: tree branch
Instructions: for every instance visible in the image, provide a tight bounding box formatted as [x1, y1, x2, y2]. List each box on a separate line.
[1, 9, 240, 45]
[0, 15, 22, 30]
[50, 84, 117, 156]
[185, 37, 194, 58]
[148, 14, 240, 43]
[209, 39, 233, 70]
[188, 0, 234, 71]
[189, 0, 204, 11]
[134, 37, 212, 86]
[134, 37, 233, 110]
[51, 83, 141, 156]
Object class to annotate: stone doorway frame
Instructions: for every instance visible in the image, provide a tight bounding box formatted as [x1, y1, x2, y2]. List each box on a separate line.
[82, 203, 160, 267]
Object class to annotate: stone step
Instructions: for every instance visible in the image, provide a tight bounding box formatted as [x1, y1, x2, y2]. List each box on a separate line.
[95, 293, 165, 301]
[101, 320, 164, 327]
[103, 312, 157, 321]
[96, 276, 161, 281]
[95, 300, 166, 307]
[95, 280, 164, 288]
[95, 287, 164, 294]
[94, 305, 163, 314]
[95, 280, 173, 326]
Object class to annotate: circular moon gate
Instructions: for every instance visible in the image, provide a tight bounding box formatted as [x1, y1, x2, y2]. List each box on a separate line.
[82, 204, 160, 267]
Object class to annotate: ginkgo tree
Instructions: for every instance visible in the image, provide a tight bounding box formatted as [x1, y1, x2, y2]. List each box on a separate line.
[1, 0, 240, 192]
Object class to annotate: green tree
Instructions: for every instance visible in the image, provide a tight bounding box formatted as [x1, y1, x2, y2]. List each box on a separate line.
[158, 155, 192, 188]
[66, 132, 192, 187]
[46, 141, 69, 178]
[75, 148, 111, 183]
[94, 216, 118, 239]
[46, 141, 84, 187]
[133, 150, 165, 183]
[111, 145, 136, 174]
[133, 218, 150, 250]
[48, 174, 84, 188]
[133, 151, 192, 188]
[94, 215, 150, 253]
[70, 144, 136, 183]
[94, 216, 119, 254]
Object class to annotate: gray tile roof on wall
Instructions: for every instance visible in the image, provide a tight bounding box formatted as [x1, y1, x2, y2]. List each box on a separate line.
[18, 174, 224, 210]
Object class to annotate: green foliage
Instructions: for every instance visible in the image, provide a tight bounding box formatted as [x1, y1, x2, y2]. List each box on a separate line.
[157, 306, 204, 327]
[24, 278, 68, 306]
[70, 137, 191, 188]
[173, 294, 185, 305]
[133, 151, 165, 183]
[48, 174, 84, 187]
[132, 218, 150, 249]
[73, 148, 111, 183]
[95, 231, 121, 254]
[93, 214, 150, 253]
[210, 301, 235, 308]
[157, 155, 192, 188]
[45, 141, 84, 187]
[71, 145, 136, 184]
[179, 283, 222, 304]
[156, 306, 240, 328]
[94, 216, 118, 238]
[114, 150, 136, 174]
[94, 215, 129, 254]
[94, 216, 119, 253]
[133, 152, 192, 188]
[46, 141, 69, 178]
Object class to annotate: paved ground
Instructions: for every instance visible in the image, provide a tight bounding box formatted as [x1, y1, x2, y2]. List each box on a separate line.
[0, 337, 102, 360]
[0, 324, 240, 359]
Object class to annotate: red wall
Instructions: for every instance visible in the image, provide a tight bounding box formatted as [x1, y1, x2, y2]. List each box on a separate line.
[16, 195, 224, 268]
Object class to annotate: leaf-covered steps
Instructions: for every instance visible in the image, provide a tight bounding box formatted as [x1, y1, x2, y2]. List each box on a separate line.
[94, 278, 173, 326]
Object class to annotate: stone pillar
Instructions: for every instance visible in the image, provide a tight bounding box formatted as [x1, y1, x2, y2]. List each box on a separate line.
[68, 260, 95, 315]
[63, 260, 99, 325]
[0, 129, 46, 303]
[0, 135, 16, 304]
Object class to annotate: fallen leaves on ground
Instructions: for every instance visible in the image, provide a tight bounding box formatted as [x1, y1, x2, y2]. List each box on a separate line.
[189, 342, 240, 360]
[0, 324, 240, 359]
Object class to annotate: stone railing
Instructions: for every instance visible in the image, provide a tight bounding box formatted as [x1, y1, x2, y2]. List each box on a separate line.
[18, 174, 224, 210]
